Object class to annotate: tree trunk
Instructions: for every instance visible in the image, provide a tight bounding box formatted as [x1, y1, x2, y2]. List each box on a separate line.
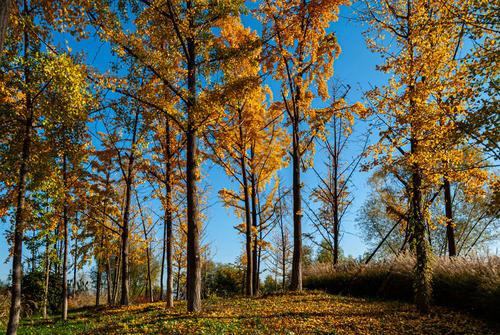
[120, 179, 131, 306]
[62, 153, 69, 321]
[0, 0, 12, 51]
[72, 222, 78, 298]
[281, 230, 286, 292]
[238, 111, 253, 296]
[112, 255, 120, 305]
[186, 125, 201, 311]
[113, 254, 122, 305]
[139, 199, 154, 303]
[411, 140, 431, 313]
[175, 261, 181, 300]
[146, 245, 153, 303]
[290, 118, 302, 291]
[120, 109, 139, 306]
[96, 238, 103, 307]
[164, 119, 174, 307]
[443, 178, 456, 256]
[160, 203, 166, 301]
[332, 129, 339, 266]
[6, 13, 32, 334]
[185, 11, 201, 311]
[106, 259, 111, 305]
[166, 203, 174, 307]
[43, 236, 50, 319]
[96, 257, 101, 307]
[250, 174, 259, 294]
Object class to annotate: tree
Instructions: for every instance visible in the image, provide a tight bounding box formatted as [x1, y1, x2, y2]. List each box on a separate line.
[93, 0, 248, 311]
[307, 83, 367, 266]
[1, 1, 94, 332]
[260, 0, 348, 290]
[207, 16, 288, 296]
[266, 186, 293, 291]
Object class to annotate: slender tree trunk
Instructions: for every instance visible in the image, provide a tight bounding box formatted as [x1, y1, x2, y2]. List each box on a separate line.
[290, 117, 302, 291]
[238, 111, 253, 296]
[332, 121, 339, 266]
[281, 224, 286, 292]
[443, 178, 456, 256]
[6, 11, 32, 334]
[411, 140, 431, 313]
[160, 202, 167, 301]
[112, 255, 120, 305]
[96, 257, 101, 307]
[43, 236, 50, 319]
[175, 261, 181, 300]
[138, 198, 154, 303]
[250, 174, 259, 294]
[120, 109, 139, 306]
[146, 244, 153, 303]
[0, 0, 12, 51]
[106, 259, 111, 305]
[186, 124, 201, 311]
[166, 204, 174, 307]
[62, 154, 69, 321]
[72, 223, 78, 298]
[120, 179, 131, 306]
[185, 12, 201, 311]
[165, 119, 174, 307]
[95, 238, 103, 307]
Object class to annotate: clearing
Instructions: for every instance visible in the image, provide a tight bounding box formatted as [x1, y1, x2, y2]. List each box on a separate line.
[17, 291, 498, 335]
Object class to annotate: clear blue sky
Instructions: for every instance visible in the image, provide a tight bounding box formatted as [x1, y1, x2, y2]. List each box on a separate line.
[0, 4, 387, 281]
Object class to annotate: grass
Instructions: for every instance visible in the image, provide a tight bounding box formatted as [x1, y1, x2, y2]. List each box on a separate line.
[304, 254, 500, 320]
[12, 291, 499, 335]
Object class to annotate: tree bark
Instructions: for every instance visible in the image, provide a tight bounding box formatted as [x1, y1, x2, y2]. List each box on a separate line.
[62, 154, 69, 321]
[43, 236, 50, 319]
[238, 111, 253, 296]
[443, 178, 456, 257]
[112, 255, 120, 305]
[6, 10, 32, 334]
[146, 244, 153, 303]
[72, 220, 78, 298]
[106, 258, 111, 305]
[411, 140, 431, 313]
[120, 109, 139, 306]
[185, 6, 201, 311]
[250, 173, 259, 294]
[186, 125, 201, 311]
[96, 257, 101, 307]
[162, 118, 174, 307]
[332, 116, 340, 266]
[290, 117, 302, 291]
[0, 0, 12, 51]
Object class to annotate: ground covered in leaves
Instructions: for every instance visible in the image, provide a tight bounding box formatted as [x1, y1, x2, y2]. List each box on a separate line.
[17, 291, 499, 335]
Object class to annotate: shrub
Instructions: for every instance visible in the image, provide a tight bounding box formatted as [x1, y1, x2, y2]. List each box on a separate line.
[203, 263, 244, 298]
[303, 254, 500, 320]
[21, 270, 63, 316]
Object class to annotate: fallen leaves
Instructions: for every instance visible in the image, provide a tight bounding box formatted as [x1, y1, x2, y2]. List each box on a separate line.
[18, 292, 499, 335]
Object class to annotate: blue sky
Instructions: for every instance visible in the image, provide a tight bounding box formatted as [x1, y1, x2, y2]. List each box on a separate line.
[0, 4, 387, 281]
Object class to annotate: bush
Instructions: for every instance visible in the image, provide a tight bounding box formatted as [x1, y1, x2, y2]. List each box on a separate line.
[203, 263, 244, 298]
[21, 270, 63, 316]
[303, 254, 500, 320]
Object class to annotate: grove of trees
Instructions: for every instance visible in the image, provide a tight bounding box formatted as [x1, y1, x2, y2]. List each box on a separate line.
[0, 0, 497, 334]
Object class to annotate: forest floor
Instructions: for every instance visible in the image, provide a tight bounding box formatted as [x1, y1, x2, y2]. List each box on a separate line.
[15, 291, 499, 335]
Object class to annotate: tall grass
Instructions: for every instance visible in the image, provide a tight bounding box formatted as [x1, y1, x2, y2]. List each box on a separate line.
[304, 254, 500, 320]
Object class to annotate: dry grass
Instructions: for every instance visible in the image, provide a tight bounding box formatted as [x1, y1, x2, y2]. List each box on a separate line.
[304, 254, 500, 320]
